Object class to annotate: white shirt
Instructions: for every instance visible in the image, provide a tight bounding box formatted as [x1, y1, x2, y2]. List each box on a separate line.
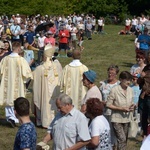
[98, 19, 103, 26]
[70, 27, 77, 36]
[132, 18, 138, 26]
[38, 36, 46, 48]
[91, 19, 96, 26]
[89, 115, 112, 150]
[125, 19, 131, 26]
[69, 59, 82, 67]
[140, 17, 148, 24]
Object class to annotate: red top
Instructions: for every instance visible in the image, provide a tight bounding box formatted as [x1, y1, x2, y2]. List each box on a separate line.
[49, 26, 56, 34]
[44, 37, 55, 46]
[59, 29, 69, 43]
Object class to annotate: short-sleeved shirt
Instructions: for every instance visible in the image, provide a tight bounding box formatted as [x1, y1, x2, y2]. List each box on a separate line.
[100, 80, 120, 115]
[10, 25, 21, 39]
[13, 122, 37, 150]
[24, 31, 35, 44]
[131, 85, 141, 104]
[88, 115, 112, 150]
[82, 85, 102, 105]
[44, 37, 55, 46]
[59, 30, 69, 43]
[47, 107, 91, 150]
[138, 34, 150, 50]
[24, 50, 34, 64]
[130, 64, 146, 75]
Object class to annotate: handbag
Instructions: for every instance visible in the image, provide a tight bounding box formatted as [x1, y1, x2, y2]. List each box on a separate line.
[128, 113, 139, 138]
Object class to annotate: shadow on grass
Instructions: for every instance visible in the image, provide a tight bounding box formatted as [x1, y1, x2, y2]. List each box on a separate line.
[121, 62, 134, 68]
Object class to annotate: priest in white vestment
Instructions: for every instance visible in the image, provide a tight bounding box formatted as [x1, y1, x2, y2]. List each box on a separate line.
[60, 50, 88, 109]
[0, 42, 32, 127]
[33, 44, 62, 128]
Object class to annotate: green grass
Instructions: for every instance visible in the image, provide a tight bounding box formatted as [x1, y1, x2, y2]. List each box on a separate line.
[0, 25, 142, 149]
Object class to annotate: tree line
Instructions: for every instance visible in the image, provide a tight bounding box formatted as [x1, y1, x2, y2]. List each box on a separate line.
[0, 0, 149, 19]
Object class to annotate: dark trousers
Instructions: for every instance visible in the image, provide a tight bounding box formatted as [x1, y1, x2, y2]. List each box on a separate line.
[37, 49, 44, 64]
[86, 30, 92, 39]
[142, 96, 150, 135]
[97, 25, 103, 33]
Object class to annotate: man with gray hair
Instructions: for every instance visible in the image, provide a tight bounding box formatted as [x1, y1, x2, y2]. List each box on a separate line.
[37, 93, 91, 150]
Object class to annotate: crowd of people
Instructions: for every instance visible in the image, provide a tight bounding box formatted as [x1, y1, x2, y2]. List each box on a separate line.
[0, 13, 150, 150]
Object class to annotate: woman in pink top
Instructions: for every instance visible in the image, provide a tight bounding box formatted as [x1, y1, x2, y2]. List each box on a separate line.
[44, 31, 55, 46]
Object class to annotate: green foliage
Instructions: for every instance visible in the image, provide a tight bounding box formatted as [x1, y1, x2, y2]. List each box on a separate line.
[0, 0, 128, 17]
[0, 0, 149, 18]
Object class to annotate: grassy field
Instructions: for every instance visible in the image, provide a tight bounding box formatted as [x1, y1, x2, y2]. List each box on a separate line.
[0, 25, 142, 149]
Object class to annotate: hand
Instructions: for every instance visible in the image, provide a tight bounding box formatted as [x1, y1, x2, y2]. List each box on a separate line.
[129, 104, 135, 111]
[122, 107, 130, 112]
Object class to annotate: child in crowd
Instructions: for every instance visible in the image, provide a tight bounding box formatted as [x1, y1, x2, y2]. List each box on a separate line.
[78, 29, 84, 51]
[130, 73, 141, 131]
[13, 97, 37, 150]
[23, 42, 35, 70]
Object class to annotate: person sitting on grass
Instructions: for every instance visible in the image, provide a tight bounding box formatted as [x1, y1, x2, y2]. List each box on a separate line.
[13, 97, 37, 150]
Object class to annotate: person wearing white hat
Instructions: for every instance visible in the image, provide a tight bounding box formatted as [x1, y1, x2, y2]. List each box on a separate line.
[33, 44, 62, 128]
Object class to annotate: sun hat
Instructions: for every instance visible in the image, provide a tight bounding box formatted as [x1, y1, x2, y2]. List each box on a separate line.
[83, 70, 96, 83]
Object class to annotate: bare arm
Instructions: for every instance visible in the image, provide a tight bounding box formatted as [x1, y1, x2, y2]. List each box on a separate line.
[107, 104, 134, 112]
[80, 104, 86, 113]
[65, 140, 90, 150]
[86, 136, 99, 148]
[43, 133, 52, 144]
[29, 59, 34, 66]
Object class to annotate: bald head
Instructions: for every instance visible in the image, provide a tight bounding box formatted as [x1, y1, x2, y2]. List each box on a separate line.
[72, 50, 81, 59]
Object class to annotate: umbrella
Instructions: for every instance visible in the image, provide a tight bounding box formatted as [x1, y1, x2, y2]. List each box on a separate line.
[35, 22, 54, 32]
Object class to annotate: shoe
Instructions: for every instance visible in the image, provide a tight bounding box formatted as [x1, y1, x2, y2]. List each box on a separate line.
[7, 119, 16, 128]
